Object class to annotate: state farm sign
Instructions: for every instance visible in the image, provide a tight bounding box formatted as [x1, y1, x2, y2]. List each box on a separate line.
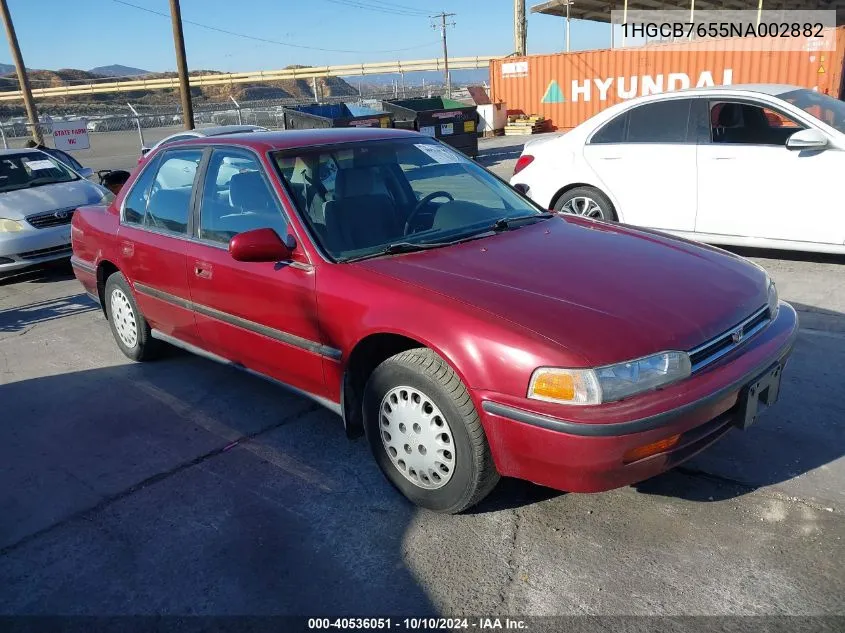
[51, 120, 90, 151]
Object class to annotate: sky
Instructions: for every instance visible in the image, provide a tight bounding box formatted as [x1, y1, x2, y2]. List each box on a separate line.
[0, 0, 613, 73]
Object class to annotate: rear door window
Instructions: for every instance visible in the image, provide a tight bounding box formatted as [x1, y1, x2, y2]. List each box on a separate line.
[122, 157, 160, 225]
[625, 99, 692, 143]
[144, 149, 203, 235]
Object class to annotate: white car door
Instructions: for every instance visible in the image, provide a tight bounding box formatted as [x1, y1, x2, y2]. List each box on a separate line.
[582, 97, 698, 231]
[696, 99, 845, 246]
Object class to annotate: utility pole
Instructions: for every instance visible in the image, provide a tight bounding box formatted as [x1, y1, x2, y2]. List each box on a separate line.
[168, 0, 194, 130]
[431, 12, 456, 98]
[0, 0, 42, 144]
[514, 0, 526, 56]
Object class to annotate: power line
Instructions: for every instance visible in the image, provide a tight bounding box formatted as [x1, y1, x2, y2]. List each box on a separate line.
[108, 0, 436, 54]
[323, 0, 429, 17]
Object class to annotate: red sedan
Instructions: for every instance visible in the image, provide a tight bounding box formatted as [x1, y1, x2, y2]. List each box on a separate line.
[70, 128, 798, 513]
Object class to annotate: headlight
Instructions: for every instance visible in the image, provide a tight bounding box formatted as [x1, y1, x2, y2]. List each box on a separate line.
[528, 351, 692, 406]
[767, 278, 779, 318]
[0, 218, 23, 233]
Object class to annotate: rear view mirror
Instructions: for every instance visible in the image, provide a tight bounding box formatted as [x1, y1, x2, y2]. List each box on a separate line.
[786, 128, 828, 151]
[79, 167, 95, 179]
[229, 228, 294, 262]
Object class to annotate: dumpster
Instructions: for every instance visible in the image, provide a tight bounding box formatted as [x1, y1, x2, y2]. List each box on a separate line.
[282, 103, 393, 130]
[381, 97, 479, 158]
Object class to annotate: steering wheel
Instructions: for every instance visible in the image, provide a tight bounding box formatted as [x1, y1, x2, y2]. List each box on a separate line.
[404, 191, 454, 235]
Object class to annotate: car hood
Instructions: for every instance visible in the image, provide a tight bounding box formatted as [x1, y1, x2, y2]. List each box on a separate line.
[0, 179, 106, 220]
[358, 216, 768, 366]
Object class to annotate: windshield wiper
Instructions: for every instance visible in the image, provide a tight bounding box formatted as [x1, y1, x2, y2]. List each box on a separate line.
[342, 241, 450, 263]
[490, 212, 554, 232]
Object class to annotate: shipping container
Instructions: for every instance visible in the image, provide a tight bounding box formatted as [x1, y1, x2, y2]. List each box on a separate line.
[282, 103, 393, 130]
[490, 26, 845, 131]
[381, 97, 480, 158]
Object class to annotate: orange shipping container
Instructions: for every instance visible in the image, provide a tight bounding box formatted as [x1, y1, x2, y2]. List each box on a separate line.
[490, 26, 845, 131]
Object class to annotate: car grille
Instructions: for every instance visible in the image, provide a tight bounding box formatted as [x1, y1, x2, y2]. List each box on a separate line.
[688, 306, 771, 372]
[25, 207, 76, 229]
[17, 244, 73, 259]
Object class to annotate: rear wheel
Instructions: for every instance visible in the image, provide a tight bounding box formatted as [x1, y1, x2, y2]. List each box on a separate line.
[104, 272, 160, 361]
[555, 186, 617, 222]
[363, 348, 500, 514]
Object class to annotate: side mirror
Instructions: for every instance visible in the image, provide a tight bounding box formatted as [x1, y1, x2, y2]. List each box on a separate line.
[229, 228, 294, 263]
[78, 167, 95, 179]
[786, 128, 828, 151]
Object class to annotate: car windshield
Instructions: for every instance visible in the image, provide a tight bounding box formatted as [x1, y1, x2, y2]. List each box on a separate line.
[272, 137, 544, 261]
[0, 151, 79, 193]
[778, 88, 845, 134]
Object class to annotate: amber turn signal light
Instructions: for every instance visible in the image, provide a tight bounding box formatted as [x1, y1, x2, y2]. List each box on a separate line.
[622, 434, 682, 464]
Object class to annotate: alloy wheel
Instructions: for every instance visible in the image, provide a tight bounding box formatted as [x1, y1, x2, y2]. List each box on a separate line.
[562, 196, 606, 219]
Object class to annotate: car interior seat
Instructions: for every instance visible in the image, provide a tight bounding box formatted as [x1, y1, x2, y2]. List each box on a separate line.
[146, 188, 192, 233]
[323, 167, 401, 254]
[715, 103, 745, 143]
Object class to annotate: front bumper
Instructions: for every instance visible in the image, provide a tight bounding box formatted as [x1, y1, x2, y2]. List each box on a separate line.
[0, 225, 73, 273]
[478, 302, 799, 493]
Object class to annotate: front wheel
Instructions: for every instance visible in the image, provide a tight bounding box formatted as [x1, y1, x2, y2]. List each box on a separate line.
[554, 186, 617, 222]
[363, 348, 500, 514]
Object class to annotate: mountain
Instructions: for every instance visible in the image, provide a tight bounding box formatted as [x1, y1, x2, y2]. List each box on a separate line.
[88, 64, 150, 77]
[0, 63, 16, 74]
[0, 66, 359, 117]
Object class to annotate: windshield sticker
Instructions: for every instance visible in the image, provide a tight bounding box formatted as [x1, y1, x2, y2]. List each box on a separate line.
[414, 143, 464, 164]
[419, 125, 436, 137]
[23, 159, 56, 171]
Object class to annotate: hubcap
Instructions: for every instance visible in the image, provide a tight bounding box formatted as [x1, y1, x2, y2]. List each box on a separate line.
[562, 196, 605, 219]
[379, 386, 455, 490]
[110, 288, 138, 349]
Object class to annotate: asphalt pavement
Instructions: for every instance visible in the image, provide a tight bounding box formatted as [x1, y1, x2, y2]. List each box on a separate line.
[0, 136, 843, 621]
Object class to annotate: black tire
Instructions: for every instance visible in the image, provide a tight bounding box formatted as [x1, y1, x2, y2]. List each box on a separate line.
[104, 272, 160, 362]
[363, 348, 500, 514]
[554, 186, 617, 222]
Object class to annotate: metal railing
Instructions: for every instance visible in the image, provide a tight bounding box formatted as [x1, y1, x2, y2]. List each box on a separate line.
[0, 56, 497, 101]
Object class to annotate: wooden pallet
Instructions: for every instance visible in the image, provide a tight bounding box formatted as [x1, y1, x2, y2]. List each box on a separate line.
[504, 116, 547, 135]
[504, 114, 546, 135]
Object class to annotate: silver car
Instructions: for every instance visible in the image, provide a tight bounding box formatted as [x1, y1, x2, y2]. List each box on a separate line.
[0, 149, 111, 275]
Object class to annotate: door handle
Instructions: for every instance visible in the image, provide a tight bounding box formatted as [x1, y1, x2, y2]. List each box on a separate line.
[713, 156, 736, 160]
[120, 240, 134, 257]
[599, 156, 622, 160]
[194, 263, 212, 280]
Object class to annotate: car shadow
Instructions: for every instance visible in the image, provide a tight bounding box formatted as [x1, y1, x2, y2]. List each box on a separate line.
[0, 292, 99, 333]
[0, 360, 438, 616]
[0, 260, 76, 287]
[721, 245, 845, 266]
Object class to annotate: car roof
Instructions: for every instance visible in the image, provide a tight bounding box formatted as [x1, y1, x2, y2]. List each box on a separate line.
[196, 124, 267, 137]
[620, 83, 806, 105]
[171, 126, 422, 151]
[0, 148, 41, 156]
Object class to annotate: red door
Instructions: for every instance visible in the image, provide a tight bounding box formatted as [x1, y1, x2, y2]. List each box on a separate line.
[185, 148, 330, 399]
[117, 148, 204, 346]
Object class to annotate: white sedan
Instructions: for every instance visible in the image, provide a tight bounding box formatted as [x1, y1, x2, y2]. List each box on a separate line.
[510, 84, 845, 255]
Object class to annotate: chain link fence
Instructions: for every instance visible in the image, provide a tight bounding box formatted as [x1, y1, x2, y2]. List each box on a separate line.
[0, 83, 475, 172]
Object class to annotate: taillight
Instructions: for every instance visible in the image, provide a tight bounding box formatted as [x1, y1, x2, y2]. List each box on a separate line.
[513, 154, 534, 175]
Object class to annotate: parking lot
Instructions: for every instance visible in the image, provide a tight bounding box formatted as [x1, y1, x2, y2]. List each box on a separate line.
[1, 135, 844, 618]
